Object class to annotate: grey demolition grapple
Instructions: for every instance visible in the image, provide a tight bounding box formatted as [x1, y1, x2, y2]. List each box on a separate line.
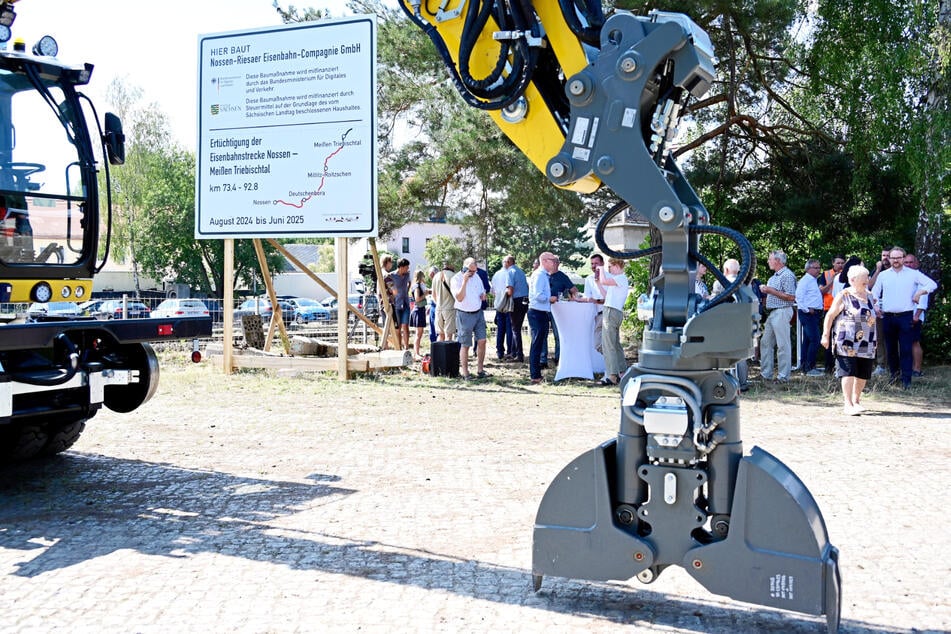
[533, 12, 840, 632]
[400, 3, 841, 631]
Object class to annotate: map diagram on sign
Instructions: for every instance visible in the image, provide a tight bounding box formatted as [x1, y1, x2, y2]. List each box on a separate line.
[275, 127, 354, 210]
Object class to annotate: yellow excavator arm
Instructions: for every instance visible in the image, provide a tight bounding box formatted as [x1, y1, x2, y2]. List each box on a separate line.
[400, 0, 600, 192]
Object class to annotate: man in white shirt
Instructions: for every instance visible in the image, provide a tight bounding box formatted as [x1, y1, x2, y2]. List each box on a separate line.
[903, 252, 931, 378]
[872, 247, 937, 388]
[451, 257, 489, 380]
[795, 259, 825, 376]
[582, 253, 605, 352]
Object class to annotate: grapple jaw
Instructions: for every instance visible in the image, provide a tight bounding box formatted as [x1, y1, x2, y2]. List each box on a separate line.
[532, 442, 842, 633]
[532, 441, 656, 582]
[684, 447, 842, 632]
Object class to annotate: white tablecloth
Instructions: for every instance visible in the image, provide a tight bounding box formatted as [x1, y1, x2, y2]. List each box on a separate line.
[551, 301, 605, 381]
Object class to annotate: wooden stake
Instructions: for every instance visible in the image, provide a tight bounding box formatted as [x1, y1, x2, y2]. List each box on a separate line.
[368, 238, 399, 350]
[265, 238, 381, 335]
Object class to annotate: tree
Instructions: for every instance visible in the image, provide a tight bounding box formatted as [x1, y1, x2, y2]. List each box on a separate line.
[805, 0, 949, 282]
[275, 1, 593, 270]
[423, 235, 465, 272]
[314, 243, 336, 273]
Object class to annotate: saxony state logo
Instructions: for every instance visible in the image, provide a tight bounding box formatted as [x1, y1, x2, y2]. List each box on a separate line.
[210, 104, 220, 115]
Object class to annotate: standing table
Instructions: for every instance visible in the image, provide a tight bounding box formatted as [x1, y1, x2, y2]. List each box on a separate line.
[551, 301, 605, 381]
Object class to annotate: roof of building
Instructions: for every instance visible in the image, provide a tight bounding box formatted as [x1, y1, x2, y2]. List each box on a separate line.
[280, 244, 320, 272]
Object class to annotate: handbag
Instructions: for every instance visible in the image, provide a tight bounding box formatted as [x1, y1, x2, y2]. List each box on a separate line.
[494, 291, 514, 313]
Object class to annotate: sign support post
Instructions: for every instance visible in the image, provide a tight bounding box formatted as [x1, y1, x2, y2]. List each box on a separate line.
[223, 238, 235, 374]
[336, 237, 349, 380]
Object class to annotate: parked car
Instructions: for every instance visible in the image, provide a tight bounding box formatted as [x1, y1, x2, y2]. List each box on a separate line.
[94, 299, 151, 320]
[284, 297, 330, 324]
[26, 301, 84, 322]
[151, 298, 211, 319]
[233, 298, 297, 324]
[78, 299, 107, 317]
[320, 294, 363, 321]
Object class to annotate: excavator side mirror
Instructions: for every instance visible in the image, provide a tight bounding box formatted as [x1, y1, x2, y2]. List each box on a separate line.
[103, 112, 125, 166]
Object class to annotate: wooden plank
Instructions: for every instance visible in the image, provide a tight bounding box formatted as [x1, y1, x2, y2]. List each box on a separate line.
[336, 237, 349, 380]
[206, 348, 410, 373]
[223, 238, 234, 374]
[228, 355, 371, 372]
[369, 238, 399, 350]
[252, 238, 291, 354]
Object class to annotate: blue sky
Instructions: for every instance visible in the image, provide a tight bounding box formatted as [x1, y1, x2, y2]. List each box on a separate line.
[12, 0, 353, 149]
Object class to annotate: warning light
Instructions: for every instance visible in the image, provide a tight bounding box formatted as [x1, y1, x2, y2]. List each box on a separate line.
[157, 324, 173, 336]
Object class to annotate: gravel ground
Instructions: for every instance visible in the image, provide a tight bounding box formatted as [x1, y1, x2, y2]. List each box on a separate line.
[1, 352, 949, 633]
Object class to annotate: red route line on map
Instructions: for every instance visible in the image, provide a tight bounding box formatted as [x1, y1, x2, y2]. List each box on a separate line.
[275, 141, 346, 209]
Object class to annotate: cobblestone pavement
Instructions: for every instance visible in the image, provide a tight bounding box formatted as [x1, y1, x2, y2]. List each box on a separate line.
[1, 362, 949, 633]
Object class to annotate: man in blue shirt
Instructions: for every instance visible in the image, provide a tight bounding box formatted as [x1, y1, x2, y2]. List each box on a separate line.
[547, 255, 576, 364]
[528, 252, 558, 383]
[505, 255, 529, 362]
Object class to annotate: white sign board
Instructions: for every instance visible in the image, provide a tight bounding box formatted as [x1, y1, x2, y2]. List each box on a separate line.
[196, 16, 377, 238]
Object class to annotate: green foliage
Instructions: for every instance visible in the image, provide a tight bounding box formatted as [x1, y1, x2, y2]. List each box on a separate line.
[313, 244, 336, 273]
[622, 254, 653, 344]
[423, 235, 465, 271]
[923, 293, 951, 364]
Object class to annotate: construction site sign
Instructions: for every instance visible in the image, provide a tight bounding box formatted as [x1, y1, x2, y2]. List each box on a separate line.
[196, 15, 377, 238]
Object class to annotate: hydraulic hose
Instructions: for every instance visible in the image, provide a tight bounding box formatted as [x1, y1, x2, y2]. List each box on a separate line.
[593, 201, 662, 261]
[10, 333, 81, 387]
[592, 203, 756, 313]
[689, 225, 755, 313]
[556, 0, 604, 45]
[399, 1, 536, 110]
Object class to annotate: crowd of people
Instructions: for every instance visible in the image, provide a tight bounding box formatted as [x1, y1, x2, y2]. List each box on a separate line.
[754, 246, 936, 415]
[378, 250, 630, 385]
[378, 244, 938, 406]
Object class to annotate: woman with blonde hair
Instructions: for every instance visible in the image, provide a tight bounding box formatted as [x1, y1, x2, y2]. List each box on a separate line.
[595, 257, 629, 386]
[409, 269, 429, 359]
[821, 264, 877, 415]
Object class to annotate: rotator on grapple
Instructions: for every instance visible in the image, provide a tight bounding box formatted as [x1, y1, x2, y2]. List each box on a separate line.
[400, 2, 840, 631]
